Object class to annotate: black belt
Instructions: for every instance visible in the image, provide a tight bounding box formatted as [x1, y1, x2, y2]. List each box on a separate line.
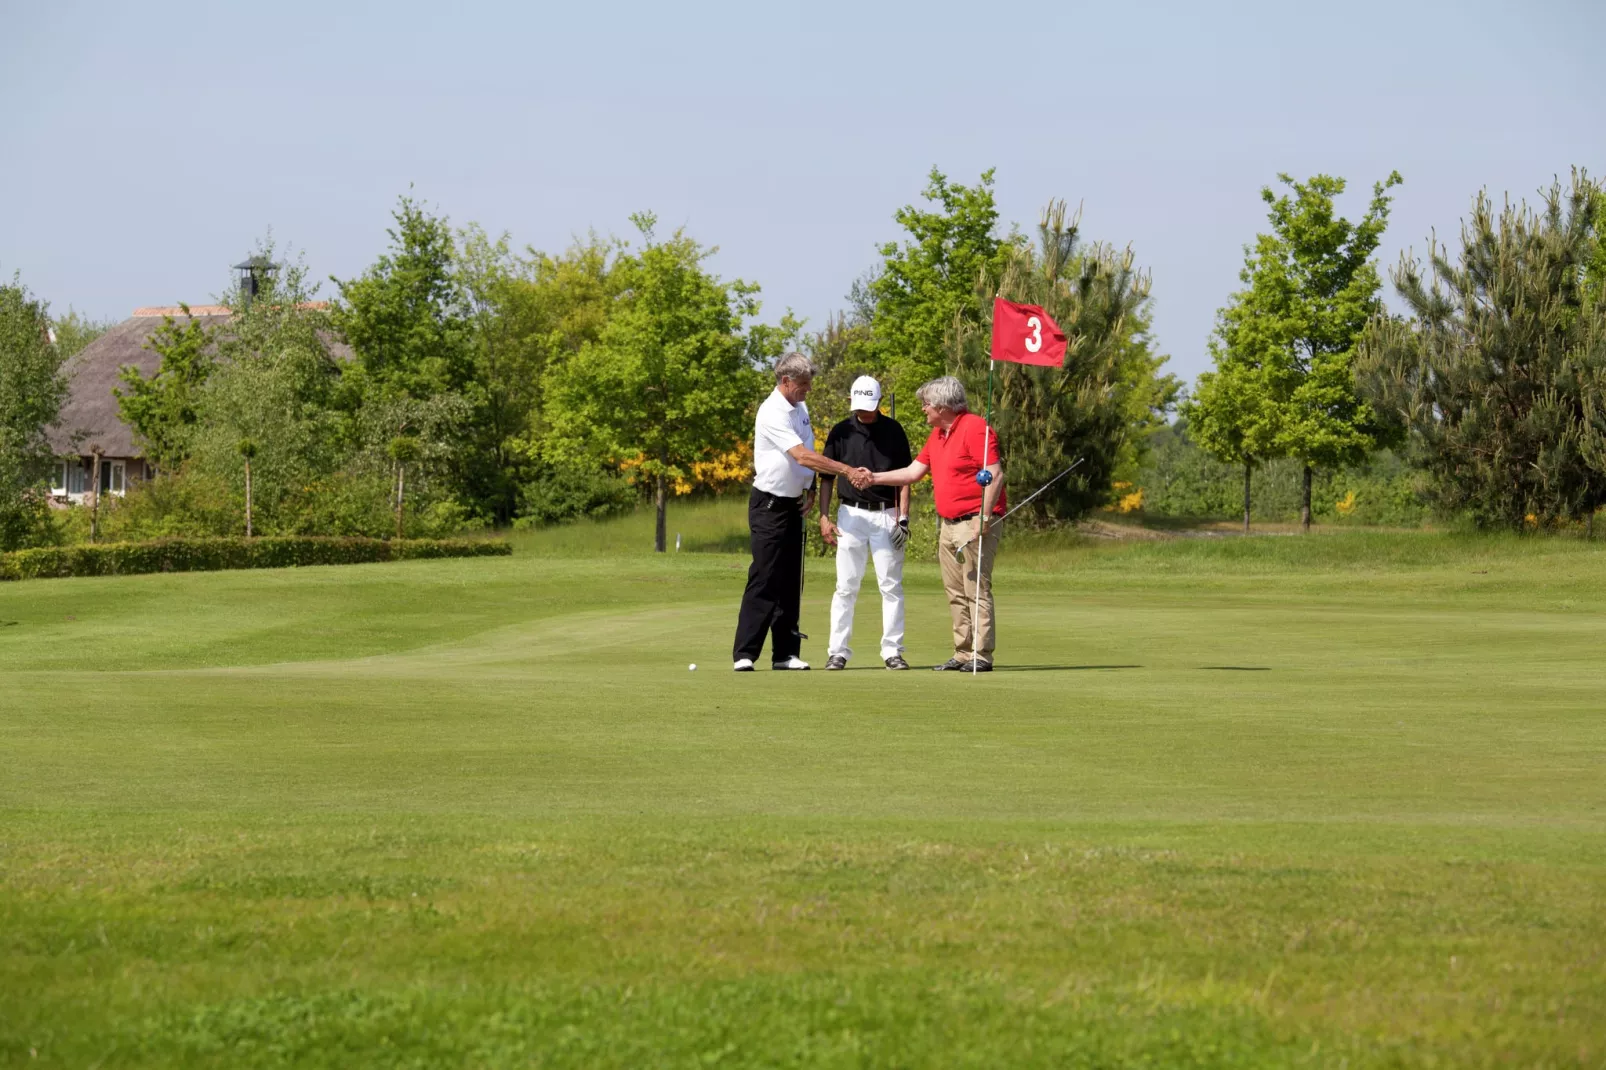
[841, 500, 897, 512]
[943, 512, 980, 522]
[753, 487, 803, 509]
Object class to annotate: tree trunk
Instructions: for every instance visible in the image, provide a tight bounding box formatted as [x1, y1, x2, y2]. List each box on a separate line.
[395, 464, 405, 539]
[1242, 461, 1252, 535]
[89, 451, 103, 544]
[244, 459, 253, 538]
[1300, 465, 1313, 534]
[654, 471, 667, 553]
[1588, 507, 1594, 541]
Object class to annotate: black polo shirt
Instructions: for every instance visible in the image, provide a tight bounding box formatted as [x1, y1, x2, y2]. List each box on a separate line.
[822, 413, 912, 508]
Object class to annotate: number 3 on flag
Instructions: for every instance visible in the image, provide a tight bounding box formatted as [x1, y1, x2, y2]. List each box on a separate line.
[990, 298, 1067, 367]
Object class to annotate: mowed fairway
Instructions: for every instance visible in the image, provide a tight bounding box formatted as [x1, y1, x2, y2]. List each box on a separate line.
[2, 510, 1603, 1068]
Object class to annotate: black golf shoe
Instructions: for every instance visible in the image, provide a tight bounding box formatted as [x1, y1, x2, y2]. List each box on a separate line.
[884, 655, 910, 670]
[825, 655, 848, 671]
[932, 657, 968, 671]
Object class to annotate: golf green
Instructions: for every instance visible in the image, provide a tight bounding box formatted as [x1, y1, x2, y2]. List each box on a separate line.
[2, 514, 1602, 1067]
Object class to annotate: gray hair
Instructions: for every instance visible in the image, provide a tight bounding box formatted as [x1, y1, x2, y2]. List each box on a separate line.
[773, 352, 817, 384]
[915, 375, 969, 413]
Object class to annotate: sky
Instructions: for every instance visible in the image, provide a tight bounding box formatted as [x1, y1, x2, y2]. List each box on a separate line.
[2, 0, 1600, 384]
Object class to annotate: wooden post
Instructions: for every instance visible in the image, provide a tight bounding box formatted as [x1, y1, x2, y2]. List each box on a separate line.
[1242, 461, 1252, 535]
[88, 450, 103, 543]
[244, 457, 253, 538]
[654, 470, 667, 553]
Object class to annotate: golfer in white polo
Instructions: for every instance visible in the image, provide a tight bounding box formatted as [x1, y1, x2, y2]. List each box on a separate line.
[818, 376, 914, 670]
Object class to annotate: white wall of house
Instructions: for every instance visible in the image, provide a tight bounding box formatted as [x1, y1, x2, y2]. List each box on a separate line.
[50, 457, 137, 504]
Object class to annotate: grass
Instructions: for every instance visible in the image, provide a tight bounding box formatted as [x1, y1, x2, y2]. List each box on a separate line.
[2, 506, 1603, 1067]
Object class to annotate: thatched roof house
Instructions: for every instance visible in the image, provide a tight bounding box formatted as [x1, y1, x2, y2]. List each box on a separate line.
[46, 306, 232, 502]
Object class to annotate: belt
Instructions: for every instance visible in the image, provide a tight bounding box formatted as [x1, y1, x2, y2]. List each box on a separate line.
[842, 501, 897, 512]
[943, 512, 980, 523]
[752, 487, 803, 508]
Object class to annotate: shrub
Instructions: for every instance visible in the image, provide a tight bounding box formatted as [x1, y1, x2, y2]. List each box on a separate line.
[0, 536, 510, 582]
[515, 463, 637, 527]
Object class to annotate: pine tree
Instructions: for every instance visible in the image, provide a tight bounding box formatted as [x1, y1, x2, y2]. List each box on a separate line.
[1358, 173, 1606, 528]
[958, 202, 1174, 521]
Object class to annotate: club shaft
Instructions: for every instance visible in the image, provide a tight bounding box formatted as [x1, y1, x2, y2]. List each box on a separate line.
[999, 458, 1084, 524]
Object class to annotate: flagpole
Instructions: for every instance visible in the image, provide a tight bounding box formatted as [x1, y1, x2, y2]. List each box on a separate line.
[972, 357, 994, 676]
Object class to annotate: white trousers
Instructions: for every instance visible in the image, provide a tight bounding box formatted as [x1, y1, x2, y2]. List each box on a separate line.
[828, 504, 906, 662]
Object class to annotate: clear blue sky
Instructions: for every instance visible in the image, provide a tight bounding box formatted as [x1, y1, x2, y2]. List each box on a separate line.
[2, 0, 1599, 383]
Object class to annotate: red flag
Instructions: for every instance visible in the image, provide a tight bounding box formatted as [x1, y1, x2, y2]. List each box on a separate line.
[990, 298, 1067, 367]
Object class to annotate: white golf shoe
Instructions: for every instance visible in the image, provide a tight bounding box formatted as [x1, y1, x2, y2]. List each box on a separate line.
[771, 656, 810, 670]
[733, 658, 755, 672]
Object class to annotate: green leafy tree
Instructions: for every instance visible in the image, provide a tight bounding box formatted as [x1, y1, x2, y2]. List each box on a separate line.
[1358, 174, 1606, 528]
[869, 168, 1015, 400]
[333, 194, 473, 403]
[50, 309, 113, 361]
[187, 247, 345, 534]
[1587, 187, 1606, 310]
[0, 275, 69, 550]
[1181, 359, 1281, 532]
[544, 213, 766, 551]
[116, 306, 216, 470]
[455, 227, 630, 523]
[1202, 171, 1402, 532]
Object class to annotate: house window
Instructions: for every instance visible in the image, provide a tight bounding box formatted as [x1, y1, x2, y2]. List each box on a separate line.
[51, 461, 67, 495]
[66, 462, 87, 496]
[101, 461, 125, 496]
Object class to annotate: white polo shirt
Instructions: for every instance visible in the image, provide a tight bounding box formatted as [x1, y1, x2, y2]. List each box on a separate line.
[752, 387, 814, 498]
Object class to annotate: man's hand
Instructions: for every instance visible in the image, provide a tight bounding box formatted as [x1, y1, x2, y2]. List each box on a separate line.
[977, 517, 991, 540]
[820, 516, 839, 547]
[890, 517, 910, 551]
[802, 490, 816, 516]
[847, 467, 874, 491]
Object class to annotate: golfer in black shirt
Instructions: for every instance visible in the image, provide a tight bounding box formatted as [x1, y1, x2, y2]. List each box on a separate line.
[818, 376, 914, 670]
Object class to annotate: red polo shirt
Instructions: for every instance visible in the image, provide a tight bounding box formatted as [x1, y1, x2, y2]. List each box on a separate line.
[917, 412, 1007, 520]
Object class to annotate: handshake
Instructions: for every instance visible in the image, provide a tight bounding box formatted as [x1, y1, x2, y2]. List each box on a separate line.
[844, 466, 874, 491]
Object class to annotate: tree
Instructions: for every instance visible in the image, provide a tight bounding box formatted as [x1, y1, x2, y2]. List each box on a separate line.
[332, 194, 473, 403]
[1201, 171, 1402, 532]
[455, 227, 629, 524]
[388, 436, 420, 538]
[869, 168, 1015, 400]
[116, 306, 216, 471]
[1358, 174, 1606, 528]
[0, 275, 69, 550]
[238, 438, 257, 537]
[544, 213, 766, 552]
[1182, 359, 1281, 533]
[187, 246, 345, 534]
[956, 201, 1173, 521]
[50, 309, 113, 361]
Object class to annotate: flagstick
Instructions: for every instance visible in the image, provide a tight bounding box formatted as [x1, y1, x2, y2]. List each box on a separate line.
[972, 358, 995, 676]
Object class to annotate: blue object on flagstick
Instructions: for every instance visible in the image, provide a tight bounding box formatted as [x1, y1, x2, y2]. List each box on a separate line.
[975, 469, 993, 486]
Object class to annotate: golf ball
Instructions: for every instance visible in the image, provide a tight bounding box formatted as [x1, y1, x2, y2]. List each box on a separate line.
[689, 663, 697, 671]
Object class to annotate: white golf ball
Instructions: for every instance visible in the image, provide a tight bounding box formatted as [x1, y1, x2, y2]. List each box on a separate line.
[689, 663, 697, 671]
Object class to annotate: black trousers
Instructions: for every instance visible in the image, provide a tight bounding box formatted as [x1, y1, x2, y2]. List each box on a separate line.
[733, 487, 805, 663]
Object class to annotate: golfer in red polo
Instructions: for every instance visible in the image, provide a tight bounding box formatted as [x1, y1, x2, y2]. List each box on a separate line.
[869, 375, 1005, 671]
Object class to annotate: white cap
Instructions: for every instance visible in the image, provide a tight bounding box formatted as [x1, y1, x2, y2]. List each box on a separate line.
[849, 375, 882, 412]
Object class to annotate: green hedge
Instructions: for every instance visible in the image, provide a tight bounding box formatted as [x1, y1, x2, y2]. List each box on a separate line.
[0, 536, 511, 582]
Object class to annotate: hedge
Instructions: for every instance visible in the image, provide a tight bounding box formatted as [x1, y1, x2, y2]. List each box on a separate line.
[0, 536, 511, 582]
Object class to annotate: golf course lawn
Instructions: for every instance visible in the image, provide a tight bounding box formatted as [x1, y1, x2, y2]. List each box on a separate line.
[2, 509, 1603, 1067]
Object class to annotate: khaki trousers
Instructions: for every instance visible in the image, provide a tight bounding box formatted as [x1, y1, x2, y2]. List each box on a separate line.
[937, 516, 1001, 663]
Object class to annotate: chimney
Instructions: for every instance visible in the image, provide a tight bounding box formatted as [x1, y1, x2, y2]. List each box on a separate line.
[232, 255, 278, 310]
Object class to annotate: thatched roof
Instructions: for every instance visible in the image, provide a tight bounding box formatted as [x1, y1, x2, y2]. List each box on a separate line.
[47, 309, 233, 459]
[47, 305, 347, 460]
